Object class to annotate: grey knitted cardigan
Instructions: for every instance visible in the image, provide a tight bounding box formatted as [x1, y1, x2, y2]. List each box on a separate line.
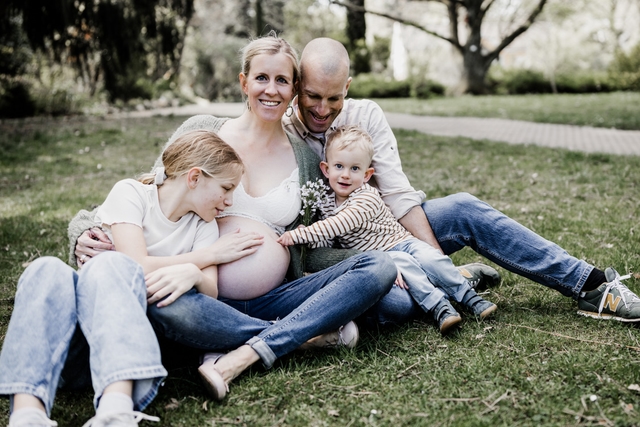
[67, 115, 358, 278]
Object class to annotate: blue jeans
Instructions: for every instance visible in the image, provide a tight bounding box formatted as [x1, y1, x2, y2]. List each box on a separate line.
[147, 251, 396, 368]
[0, 254, 167, 415]
[388, 238, 470, 312]
[366, 193, 593, 326]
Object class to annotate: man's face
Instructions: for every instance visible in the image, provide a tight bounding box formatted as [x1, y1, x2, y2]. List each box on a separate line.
[297, 69, 351, 134]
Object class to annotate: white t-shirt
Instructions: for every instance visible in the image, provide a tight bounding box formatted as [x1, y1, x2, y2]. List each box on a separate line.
[95, 179, 219, 256]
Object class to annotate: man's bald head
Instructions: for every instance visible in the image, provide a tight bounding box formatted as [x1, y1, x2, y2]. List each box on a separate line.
[296, 38, 352, 134]
[300, 38, 351, 84]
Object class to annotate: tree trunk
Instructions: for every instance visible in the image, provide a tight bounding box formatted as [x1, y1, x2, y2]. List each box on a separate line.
[460, 49, 490, 94]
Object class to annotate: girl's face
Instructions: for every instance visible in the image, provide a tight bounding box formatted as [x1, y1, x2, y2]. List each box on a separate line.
[193, 170, 242, 222]
[240, 52, 297, 122]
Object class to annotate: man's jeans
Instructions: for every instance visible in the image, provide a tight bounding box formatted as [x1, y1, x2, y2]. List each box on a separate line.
[365, 192, 593, 326]
[148, 251, 396, 368]
[0, 253, 167, 415]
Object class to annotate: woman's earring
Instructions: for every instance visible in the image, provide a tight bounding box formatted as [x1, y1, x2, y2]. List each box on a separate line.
[285, 104, 293, 117]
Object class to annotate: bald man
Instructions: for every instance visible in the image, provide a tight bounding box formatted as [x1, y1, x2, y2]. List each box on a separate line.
[283, 37, 640, 324]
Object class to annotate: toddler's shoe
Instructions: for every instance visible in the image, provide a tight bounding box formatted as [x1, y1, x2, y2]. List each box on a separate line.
[433, 299, 462, 334]
[577, 267, 640, 322]
[461, 289, 497, 319]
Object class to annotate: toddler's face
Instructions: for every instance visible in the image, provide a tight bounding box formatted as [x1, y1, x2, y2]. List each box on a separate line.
[321, 146, 373, 203]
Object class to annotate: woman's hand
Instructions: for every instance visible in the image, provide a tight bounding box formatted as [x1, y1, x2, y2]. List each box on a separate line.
[76, 228, 115, 267]
[394, 268, 408, 289]
[210, 228, 264, 264]
[146, 264, 201, 307]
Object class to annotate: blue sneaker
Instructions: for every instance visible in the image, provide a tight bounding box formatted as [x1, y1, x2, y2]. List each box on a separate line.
[461, 289, 497, 319]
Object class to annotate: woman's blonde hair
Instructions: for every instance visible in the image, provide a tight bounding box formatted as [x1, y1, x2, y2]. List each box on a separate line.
[325, 125, 375, 165]
[139, 130, 244, 185]
[240, 30, 300, 86]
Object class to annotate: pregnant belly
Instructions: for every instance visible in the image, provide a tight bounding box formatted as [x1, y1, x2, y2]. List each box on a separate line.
[216, 216, 290, 300]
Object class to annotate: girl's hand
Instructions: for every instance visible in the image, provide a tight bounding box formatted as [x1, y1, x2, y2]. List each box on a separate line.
[276, 231, 294, 246]
[210, 228, 264, 264]
[76, 228, 115, 267]
[146, 264, 201, 307]
[394, 268, 408, 289]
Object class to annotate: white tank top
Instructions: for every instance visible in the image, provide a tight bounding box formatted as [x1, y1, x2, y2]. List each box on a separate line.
[218, 168, 301, 234]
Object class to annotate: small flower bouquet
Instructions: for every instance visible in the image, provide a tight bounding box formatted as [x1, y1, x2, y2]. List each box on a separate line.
[299, 178, 330, 226]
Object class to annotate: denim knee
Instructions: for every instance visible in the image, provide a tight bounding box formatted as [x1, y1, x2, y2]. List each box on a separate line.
[361, 251, 396, 296]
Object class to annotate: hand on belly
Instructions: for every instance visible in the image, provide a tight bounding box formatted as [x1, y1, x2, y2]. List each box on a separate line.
[216, 216, 291, 300]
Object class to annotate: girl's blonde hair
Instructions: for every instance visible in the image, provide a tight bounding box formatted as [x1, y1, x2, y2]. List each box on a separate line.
[325, 125, 375, 165]
[139, 130, 244, 185]
[240, 30, 300, 86]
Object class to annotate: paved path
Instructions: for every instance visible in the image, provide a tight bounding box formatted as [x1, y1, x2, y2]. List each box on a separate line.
[124, 102, 640, 156]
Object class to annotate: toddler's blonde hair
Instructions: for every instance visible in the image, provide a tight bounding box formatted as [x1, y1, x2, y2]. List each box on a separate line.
[325, 125, 374, 165]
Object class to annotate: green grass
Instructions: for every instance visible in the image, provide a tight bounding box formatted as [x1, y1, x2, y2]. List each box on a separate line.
[1, 116, 640, 426]
[376, 92, 640, 130]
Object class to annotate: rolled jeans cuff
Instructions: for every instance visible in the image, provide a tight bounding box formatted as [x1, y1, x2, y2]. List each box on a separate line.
[246, 337, 276, 369]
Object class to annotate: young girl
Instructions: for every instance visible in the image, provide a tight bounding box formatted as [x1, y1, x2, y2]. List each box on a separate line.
[0, 130, 257, 427]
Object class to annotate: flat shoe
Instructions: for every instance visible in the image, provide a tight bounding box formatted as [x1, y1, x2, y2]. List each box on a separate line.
[198, 353, 229, 400]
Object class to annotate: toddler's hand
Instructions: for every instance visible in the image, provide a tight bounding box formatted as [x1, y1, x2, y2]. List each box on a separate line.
[394, 268, 408, 289]
[276, 231, 295, 246]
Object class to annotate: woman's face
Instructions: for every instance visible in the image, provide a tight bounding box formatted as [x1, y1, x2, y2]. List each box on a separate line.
[241, 52, 297, 122]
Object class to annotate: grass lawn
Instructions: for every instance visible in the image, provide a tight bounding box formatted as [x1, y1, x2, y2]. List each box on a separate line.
[1, 113, 640, 426]
[376, 92, 640, 130]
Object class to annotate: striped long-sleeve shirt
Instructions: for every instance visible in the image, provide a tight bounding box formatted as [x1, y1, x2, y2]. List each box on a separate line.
[288, 183, 413, 251]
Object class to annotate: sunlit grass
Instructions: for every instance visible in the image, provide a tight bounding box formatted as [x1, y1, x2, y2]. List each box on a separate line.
[376, 92, 640, 130]
[0, 116, 639, 426]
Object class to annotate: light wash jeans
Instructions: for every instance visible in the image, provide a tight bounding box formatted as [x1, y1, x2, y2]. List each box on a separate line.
[147, 251, 396, 368]
[0, 253, 167, 416]
[365, 193, 594, 326]
[388, 238, 471, 312]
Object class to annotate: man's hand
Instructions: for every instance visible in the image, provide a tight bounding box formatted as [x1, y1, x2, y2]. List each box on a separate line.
[76, 227, 114, 267]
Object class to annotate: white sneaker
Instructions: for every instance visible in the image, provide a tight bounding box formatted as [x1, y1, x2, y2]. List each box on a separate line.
[299, 321, 360, 350]
[81, 411, 159, 427]
[8, 408, 57, 427]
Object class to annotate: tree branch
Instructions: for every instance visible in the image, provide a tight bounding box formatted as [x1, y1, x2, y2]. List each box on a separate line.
[484, 0, 547, 63]
[329, 0, 459, 47]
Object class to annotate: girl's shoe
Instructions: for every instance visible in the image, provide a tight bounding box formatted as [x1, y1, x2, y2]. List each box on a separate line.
[433, 299, 462, 334]
[81, 411, 159, 427]
[198, 352, 229, 401]
[462, 290, 497, 319]
[9, 408, 58, 427]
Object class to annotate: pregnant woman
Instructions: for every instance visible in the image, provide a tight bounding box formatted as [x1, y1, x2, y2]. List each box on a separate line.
[69, 33, 396, 400]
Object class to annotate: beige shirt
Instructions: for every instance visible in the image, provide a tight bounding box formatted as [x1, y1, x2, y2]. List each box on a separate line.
[283, 97, 426, 219]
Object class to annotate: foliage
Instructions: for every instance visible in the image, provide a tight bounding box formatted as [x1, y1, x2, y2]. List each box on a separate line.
[1, 115, 640, 426]
[0, 0, 194, 103]
[412, 78, 446, 99]
[348, 74, 411, 98]
[609, 42, 640, 92]
[376, 92, 640, 130]
[489, 68, 617, 95]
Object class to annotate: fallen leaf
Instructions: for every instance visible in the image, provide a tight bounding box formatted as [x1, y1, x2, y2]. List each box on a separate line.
[165, 398, 180, 410]
[328, 410, 339, 417]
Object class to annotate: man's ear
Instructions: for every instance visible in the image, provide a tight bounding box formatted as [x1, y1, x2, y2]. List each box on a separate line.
[320, 161, 330, 178]
[363, 167, 375, 183]
[186, 167, 202, 189]
[344, 76, 352, 95]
